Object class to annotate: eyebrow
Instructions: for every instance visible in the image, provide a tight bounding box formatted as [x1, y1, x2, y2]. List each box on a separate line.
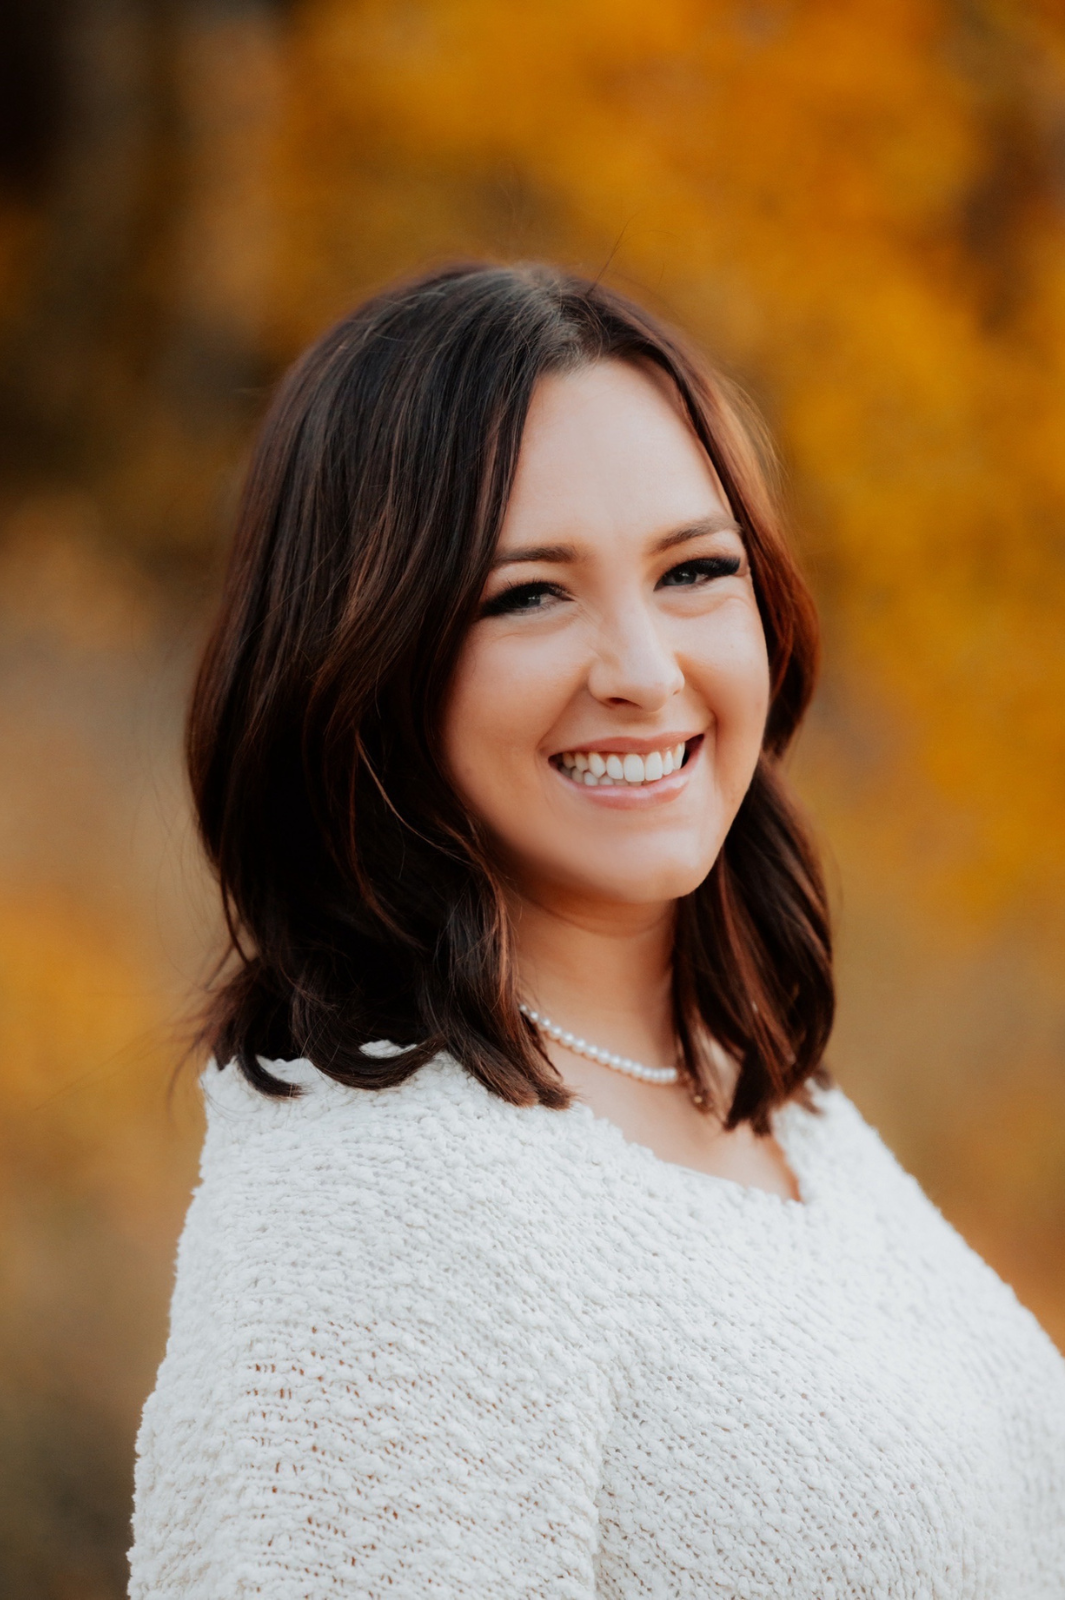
[491, 513, 743, 568]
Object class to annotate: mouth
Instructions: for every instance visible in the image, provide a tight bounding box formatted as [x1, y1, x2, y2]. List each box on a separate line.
[551, 735, 702, 789]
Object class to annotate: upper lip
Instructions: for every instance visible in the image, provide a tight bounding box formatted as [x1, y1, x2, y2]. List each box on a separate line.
[549, 731, 705, 758]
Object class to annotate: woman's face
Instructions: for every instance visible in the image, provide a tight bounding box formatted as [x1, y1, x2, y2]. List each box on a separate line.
[442, 359, 770, 910]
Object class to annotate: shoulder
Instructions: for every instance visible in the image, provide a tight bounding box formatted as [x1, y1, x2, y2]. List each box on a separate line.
[780, 1082, 970, 1257]
[792, 1084, 1065, 1352]
[154, 1049, 624, 1443]
[185, 1047, 612, 1296]
[780, 1082, 909, 1198]
[199, 1045, 579, 1205]
[133, 1052, 620, 1598]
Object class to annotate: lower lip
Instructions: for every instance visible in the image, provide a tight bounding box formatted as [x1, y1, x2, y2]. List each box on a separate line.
[550, 737, 703, 808]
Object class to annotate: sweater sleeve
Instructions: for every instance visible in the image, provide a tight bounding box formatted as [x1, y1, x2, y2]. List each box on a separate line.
[129, 1067, 615, 1600]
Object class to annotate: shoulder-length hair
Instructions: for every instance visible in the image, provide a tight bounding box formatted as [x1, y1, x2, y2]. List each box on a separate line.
[187, 263, 832, 1132]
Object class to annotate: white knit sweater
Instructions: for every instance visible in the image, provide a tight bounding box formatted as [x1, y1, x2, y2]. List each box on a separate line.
[130, 1051, 1065, 1599]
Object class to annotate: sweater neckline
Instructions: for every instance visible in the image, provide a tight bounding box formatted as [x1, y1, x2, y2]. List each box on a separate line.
[564, 1094, 813, 1211]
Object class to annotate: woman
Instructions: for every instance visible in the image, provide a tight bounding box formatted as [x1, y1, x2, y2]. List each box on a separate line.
[129, 265, 1065, 1597]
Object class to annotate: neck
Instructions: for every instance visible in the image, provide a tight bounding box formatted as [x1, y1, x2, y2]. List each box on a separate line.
[507, 883, 678, 1067]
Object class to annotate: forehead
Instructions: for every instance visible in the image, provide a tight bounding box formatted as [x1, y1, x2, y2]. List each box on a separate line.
[498, 359, 730, 550]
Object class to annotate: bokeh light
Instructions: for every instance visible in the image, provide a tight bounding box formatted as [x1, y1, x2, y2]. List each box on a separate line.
[2, 2, 1064, 1592]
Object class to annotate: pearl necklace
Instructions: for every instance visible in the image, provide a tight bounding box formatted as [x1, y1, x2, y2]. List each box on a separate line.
[519, 1003, 679, 1086]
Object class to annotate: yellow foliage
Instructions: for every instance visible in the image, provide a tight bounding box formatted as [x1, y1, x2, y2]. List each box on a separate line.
[0, 891, 201, 1240]
[268, 0, 1065, 928]
[3, 4, 1065, 1577]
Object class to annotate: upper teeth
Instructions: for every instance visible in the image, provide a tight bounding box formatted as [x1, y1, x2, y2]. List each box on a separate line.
[559, 743, 687, 786]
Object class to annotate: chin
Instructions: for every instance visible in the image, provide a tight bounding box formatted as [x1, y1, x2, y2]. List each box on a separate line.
[556, 854, 714, 906]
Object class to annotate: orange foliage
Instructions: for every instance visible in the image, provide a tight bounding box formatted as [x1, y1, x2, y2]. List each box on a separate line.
[0, 890, 199, 1234]
[2, 3, 1065, 1586]
[270, 0, 1065, 927]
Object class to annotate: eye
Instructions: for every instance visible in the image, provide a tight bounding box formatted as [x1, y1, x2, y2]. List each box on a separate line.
[657, 554, 743, 588]
[480, 580, 566, 618]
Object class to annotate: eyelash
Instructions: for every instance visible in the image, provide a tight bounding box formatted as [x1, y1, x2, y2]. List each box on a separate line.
[480, 554, 743, 617]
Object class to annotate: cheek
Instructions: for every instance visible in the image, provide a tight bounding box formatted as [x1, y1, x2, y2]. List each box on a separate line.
[442, 630, 572, 802]
[696, 608, 771, 766]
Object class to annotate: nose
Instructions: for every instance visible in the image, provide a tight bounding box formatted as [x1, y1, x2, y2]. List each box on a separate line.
[585, 600, 685, 710]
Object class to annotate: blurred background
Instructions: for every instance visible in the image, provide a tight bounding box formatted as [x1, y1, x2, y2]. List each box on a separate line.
[2, 0, 1065, 1592]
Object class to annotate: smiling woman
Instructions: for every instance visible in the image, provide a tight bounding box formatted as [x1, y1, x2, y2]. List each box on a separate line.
[129, 266, 1065, 1599]
[442, 358, 797, 1191]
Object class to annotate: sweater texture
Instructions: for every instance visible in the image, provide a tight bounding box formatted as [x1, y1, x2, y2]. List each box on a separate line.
[129, 1051, 1065, 1598]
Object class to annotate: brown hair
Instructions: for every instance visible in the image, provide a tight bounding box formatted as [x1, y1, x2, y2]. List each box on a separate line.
[187, 263, 832, 1132]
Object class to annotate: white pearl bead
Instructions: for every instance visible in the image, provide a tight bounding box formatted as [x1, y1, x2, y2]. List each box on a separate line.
[519, 1004, 679, 1086]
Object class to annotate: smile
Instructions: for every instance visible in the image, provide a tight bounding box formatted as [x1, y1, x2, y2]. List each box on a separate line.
[553, 739, 694, 788]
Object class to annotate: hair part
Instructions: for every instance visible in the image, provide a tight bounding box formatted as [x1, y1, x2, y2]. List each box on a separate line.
[187, 262, 833, 1132]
